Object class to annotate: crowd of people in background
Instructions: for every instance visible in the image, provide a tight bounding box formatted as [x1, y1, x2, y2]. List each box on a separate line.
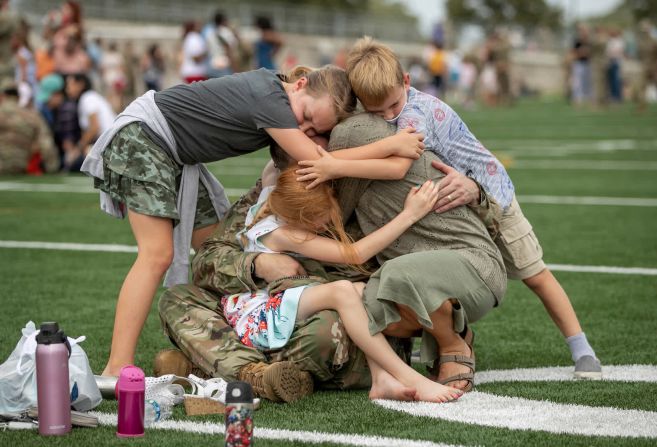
[410, 21, 657, 111]
[566, 20, 657, 109]
[0, 1, 285, 175]
[2, 0, 657, 177]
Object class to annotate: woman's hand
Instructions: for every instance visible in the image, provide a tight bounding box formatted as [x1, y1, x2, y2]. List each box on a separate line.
[387, 128, 425, 159]
[402, 180, 440, 222]
[296, 146, 342, 188]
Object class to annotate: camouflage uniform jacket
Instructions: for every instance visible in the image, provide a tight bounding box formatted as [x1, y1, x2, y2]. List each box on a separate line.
[192, 179, 372, 295]
[0, 11, 17, 87]
[0, 98, 59, 174]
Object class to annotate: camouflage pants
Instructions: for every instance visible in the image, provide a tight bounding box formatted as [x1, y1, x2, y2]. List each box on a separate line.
[94, 122, 218, 228]
[158, 284, 372, 390]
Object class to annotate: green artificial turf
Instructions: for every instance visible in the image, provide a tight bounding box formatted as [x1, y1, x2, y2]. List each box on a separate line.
[1, 99, 656, 446]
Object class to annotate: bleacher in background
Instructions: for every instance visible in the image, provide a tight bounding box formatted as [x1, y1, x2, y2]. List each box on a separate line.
[14, 0, 422, 42]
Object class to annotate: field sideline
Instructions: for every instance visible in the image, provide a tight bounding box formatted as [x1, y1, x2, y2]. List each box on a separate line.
[1, 99, 656, 446]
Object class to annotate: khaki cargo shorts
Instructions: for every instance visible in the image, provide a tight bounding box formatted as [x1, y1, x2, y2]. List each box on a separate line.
[495, 197, 546, 280]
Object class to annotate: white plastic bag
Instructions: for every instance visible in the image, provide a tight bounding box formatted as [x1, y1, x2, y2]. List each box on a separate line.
[0, 321, 102, 413]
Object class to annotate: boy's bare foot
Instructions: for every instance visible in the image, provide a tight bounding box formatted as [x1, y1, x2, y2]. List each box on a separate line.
[413, 376, 462, 403]
[369, 370, 416, 401]
[436, 338, 473, 391]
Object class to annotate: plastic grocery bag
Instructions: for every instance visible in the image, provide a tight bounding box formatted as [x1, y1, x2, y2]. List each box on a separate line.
[0, 322, 102, 413]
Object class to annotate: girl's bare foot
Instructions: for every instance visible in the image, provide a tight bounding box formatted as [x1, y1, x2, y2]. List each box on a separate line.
[369, 369, 416, 401]
[413, 376, 463, 403]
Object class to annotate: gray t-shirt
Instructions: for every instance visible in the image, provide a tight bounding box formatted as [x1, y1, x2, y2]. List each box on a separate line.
[154, 69, 298, 164]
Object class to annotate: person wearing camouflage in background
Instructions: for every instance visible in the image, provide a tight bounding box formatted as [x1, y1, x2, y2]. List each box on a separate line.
[0, 1, 17, 88]
[636, 20, 657, 111]
[0, 81, 60, 174]
[590, 26, 609, 107]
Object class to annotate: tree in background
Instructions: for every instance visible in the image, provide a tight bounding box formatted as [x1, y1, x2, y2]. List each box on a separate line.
[626, 0, 657, 22]
[446, 0, 562, 33]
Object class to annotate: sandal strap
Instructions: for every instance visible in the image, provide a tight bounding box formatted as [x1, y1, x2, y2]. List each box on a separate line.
[439, 372, 475, 392]
[438, 354, 475, 370]
[439, 371, 474, 383]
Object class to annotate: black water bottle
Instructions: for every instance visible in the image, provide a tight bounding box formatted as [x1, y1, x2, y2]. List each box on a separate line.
[225, 381, 254, 446]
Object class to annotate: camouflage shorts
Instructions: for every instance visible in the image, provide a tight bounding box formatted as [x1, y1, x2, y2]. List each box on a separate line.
[94, 122, 218, 228]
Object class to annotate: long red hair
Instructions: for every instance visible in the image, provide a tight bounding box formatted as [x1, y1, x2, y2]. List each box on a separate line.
[252, 166, 360, 265]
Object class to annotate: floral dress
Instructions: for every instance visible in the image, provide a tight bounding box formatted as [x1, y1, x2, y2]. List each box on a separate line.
[222, 187, 308, 350]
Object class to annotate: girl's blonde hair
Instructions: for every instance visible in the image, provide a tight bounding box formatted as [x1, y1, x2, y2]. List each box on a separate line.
[250, 166, 361, 266]
[281, 65, 357, 122]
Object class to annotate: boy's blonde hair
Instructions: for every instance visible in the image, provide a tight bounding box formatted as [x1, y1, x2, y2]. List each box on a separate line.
[345, 36, 404, 106]
[280, 65, 357, 122]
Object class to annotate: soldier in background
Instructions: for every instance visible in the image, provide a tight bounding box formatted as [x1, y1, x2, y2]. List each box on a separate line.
[0, 80, 60, 175]
[590, 25, 609, 108]
[636, 20, 657, 112]
[0, 0, 17, 88]
[492, 30, 512, 106]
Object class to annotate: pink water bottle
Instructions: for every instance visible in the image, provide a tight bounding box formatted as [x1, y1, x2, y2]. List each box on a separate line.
[35, 322, 72, 436]
[116, 365, 145, 438]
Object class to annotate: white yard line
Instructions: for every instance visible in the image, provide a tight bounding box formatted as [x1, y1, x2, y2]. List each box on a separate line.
[89, 365, 657, 443]
[517, 195, 657, 207]
[546, 264, 657, 275]
[2, 181, 657, 207]
[0, 181, 246, 197]
[486, 139, 653, 152]
[509, 160, 657, 171]
[90, 412, 461, 447]
[376, 365, 657, 439]
[0, 240, 138, 253]
[1, 240, 657, 276]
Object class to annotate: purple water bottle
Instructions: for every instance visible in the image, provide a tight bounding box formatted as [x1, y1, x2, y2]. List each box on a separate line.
[116, 365, 145, 438]
[35, 322, 72, 436]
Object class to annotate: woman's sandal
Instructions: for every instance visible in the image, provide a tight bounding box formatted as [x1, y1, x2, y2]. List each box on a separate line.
[429, 327, 476, 393]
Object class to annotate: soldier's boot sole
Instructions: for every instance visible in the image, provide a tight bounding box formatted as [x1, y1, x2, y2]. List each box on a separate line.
[264, 361, 314, 403]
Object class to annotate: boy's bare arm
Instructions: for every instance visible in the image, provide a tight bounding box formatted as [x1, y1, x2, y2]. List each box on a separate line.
[266, 127, 423, 164]
[330, 128, 425, 161]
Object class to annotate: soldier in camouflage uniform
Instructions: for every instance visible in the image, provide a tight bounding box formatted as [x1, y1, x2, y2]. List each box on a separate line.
[0, 1, 17, 89]
[158, 180, 377, 400]
[636, 20, 657, 111]
[0, 82, 60, 174]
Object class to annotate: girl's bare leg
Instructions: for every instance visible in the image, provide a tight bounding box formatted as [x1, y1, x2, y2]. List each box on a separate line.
[102, 211, 174, 376]
[296, 281, 462, 403]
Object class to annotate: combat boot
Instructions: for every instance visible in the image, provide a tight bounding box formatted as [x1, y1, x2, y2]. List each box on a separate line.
[237, 361, 314, 403]
[153, 348, 209, 378]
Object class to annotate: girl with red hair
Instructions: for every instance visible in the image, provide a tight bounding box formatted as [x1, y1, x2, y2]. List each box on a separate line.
[222, 167, 463, 404]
